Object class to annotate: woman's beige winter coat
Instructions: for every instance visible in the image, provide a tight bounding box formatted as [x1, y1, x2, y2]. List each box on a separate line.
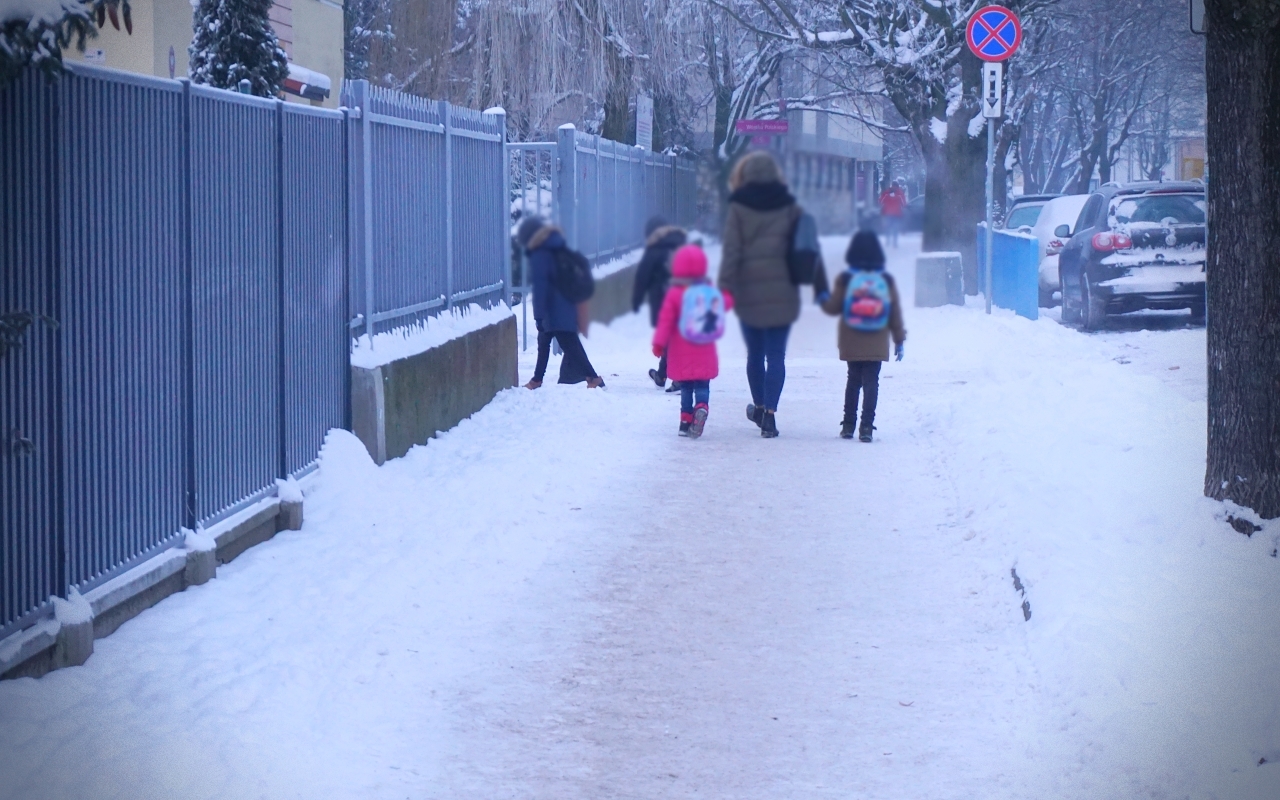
[717, 154, 802, 329]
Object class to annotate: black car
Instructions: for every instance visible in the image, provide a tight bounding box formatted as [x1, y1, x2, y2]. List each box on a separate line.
[1056, 182, 1207, 330]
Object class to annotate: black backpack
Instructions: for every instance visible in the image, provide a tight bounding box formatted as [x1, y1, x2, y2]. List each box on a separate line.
[787, 211, 820, 285]
[552, 246, 595, 303]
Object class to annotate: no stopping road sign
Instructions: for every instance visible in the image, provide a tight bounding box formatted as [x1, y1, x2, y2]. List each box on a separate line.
[966, 6, 1022, 61]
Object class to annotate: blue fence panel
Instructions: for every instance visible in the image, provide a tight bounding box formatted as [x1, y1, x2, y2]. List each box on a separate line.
[450, 105, 505, 306]
[1, 73, 60, 638]
[282, 105, 348, 476]
[58, 69, 189, 590]
[190, 86, 282, 523]
[977, 225, 1040, 321]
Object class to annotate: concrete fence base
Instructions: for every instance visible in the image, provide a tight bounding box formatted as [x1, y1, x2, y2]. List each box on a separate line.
[352, 316, 518, 465]
[1, 491, 310, 682]
[587, 263, 640, 326]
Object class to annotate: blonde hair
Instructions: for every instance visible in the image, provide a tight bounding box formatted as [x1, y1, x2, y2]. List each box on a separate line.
[728, 151, 785, 192]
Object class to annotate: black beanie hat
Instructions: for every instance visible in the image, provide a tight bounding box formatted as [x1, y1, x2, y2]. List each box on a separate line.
[845, 230, 886, 270]
[516, 215, 545, 250]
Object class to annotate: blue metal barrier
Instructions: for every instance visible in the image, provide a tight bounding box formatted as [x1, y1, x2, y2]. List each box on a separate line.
[977, 225, 1039, 320]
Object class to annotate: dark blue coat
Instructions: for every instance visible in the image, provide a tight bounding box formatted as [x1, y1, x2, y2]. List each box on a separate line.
[529, 231, 580, 333]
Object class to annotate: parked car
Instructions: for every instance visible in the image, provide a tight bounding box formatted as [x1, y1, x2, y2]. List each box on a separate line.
[1057, 182, 1207, 330]
[1029, 194, 1090, 306]
[1000, 193, 1060, 232]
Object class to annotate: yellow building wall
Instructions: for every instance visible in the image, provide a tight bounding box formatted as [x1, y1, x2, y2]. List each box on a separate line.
[290, 0, 345, 109]
[69, 0, 342, 110]
[74, 0, 156, 75]
[153, 0, 195, 78]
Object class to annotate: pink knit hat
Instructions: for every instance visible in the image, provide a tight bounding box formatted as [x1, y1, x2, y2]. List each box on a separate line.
[671, 244, 707, 279]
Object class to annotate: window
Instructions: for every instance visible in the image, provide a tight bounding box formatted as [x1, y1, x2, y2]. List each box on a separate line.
[1111, 194, 1206, 227]
[1004, 203, 1045, 229]
[1076, 194, 1104, 232]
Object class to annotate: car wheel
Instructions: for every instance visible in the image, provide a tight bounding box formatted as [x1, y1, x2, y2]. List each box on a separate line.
[1081, 275, 1108, 331]
[1060, 272, 1081, 323]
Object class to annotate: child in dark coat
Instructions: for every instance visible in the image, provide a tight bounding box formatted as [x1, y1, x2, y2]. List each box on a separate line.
[652, 246, 734, 438]
[517, 215, 604, 389]
[632, 216, 687, 388]
[820, 231, 906, 441]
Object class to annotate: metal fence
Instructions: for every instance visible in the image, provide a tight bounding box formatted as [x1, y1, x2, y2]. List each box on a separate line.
[1, 68, 698, 640]
[506, 128, 697, 348]
[342, 81, 508, 338]
[1, 65, 349, 639]
[551, 125, 697, 263]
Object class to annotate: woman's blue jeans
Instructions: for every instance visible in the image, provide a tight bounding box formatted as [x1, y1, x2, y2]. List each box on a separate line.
[740, 322, 790, 412]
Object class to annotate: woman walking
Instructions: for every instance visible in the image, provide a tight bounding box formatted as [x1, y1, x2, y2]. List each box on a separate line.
[717, 151, 801, 438]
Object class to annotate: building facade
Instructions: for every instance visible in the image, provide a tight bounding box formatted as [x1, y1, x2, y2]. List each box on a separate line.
[74, 0, 343, 108]
[777, 107, 882, 234]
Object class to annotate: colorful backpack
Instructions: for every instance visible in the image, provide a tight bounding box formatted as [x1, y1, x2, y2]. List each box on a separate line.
[679, 282, 726, 344]
[842, 270, 891, 332]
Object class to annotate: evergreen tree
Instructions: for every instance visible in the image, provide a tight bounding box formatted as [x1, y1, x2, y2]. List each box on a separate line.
[1, 0, 131, 85]
[188, 0, 288, 97]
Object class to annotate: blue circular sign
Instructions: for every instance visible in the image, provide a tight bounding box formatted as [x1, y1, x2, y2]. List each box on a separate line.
[966, 6, 1023, 62]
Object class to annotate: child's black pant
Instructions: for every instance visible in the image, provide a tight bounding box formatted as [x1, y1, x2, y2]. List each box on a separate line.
[533, 330, 599, 384]
[844, 361, 881, 425]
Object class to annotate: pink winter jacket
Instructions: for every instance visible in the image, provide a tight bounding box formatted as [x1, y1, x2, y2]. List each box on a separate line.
[652, 246, 735, 382]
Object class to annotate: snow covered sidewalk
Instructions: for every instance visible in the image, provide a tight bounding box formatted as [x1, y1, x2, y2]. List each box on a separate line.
[1, 236, 1277, 800]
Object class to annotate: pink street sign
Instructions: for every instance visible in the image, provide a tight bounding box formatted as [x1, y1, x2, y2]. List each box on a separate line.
[735, 119, 789, 135]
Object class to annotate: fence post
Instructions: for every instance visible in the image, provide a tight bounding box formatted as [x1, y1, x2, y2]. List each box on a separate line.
[179, 78, 197, 531]
[443, 99, 454, 310]
[274, 99, 287, 480]
[349, 80, 375, 344]
[341, 106, 353, 431]
[487, 107, 509, 307]
[556, 124, 577, 250]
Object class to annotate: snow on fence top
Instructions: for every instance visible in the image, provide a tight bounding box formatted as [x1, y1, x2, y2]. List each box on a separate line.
[350, 303, 515, 369]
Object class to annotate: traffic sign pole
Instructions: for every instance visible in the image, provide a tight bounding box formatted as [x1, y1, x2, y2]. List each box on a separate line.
[982, 61, 1003, 315]
[966, 6, 1019, 315]
[986, 116, 996, 314]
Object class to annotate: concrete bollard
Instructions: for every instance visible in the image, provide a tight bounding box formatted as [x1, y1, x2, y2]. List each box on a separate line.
[279, 500, 304, 532]
[915, 252, 964, 308]
[52, 590, 94, 669]
[184, 530, 218, 587]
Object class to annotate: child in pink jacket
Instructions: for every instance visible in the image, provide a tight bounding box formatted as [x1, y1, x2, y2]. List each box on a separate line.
[652, 245, 735, 438]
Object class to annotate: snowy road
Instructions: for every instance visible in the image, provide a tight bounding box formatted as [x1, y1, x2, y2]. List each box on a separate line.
[1, 235, 1278, 800]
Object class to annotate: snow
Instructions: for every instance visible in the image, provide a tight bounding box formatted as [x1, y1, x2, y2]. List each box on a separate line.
[51, 588, 91, 626]
[1098, 264, 1205, 293]
[967, 109, 986, 138]
[1, 235, 1277, 799]
[350, 302, 514, 369]
[1102, 246, 1207, 267]
[930, 117, 947, 143]
[592, 246, 644, 280]
[183, 529, 216, 553]
[275, 476, 304, 504]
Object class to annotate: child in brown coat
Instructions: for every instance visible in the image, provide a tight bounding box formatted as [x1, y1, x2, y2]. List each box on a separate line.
[820, 231, 906, 441]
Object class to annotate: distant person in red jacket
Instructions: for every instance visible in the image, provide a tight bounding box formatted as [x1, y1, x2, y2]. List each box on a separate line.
[879, 180, 908, 248]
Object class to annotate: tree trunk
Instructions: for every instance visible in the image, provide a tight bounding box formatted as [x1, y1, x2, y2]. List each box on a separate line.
[600, 44, 634, 144]
[1204, 0, 1280, 518]
[917, 55, 987, 293]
